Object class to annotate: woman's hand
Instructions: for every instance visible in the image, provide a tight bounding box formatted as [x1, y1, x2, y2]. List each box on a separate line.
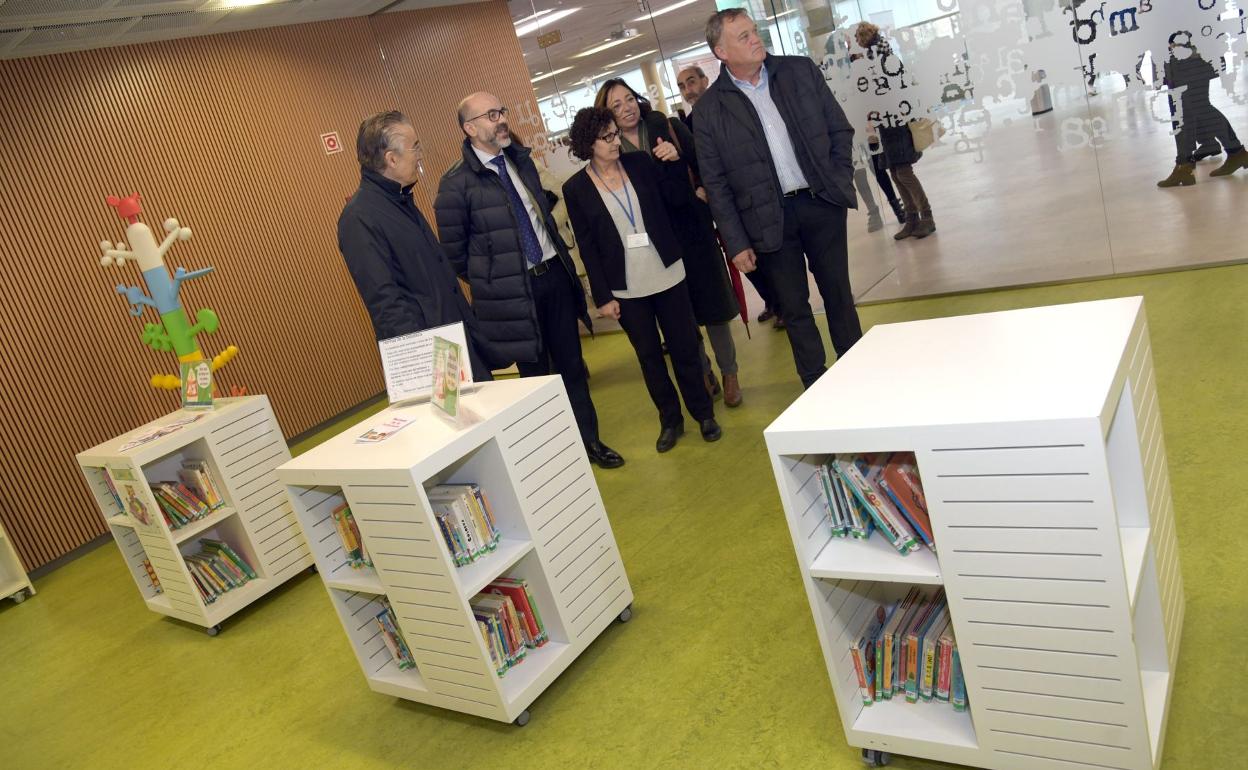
[598, 300, 621, 320]
[695, 186, 709, 203]
[653, 137, 680, 162]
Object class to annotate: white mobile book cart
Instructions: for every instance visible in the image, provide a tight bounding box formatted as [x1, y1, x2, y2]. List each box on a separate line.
[76, 396, 312, 634]
[0, 517, 35, 605]
[276, 376, 633, 726]
[765, 297, 1182, 770]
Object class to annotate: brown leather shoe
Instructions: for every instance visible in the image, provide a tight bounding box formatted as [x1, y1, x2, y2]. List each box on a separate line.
[723, 373, 742, 407]
[1157, 163, 1196, 187]
[1211, 149, 1248, 177]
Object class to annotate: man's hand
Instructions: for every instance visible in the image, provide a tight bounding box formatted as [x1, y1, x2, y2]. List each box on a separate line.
[598, 300, 621, 320]
[653, 137, 679, 162]
[695, 186, 709, 203]
[732, 248, 758, 273]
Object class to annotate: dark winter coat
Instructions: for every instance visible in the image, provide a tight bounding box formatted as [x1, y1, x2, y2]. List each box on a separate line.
[435, 139, 590, 367]
[562, 152, 686, 307]
[337, 167, 490, 369]
[693, 54, 856, 257]
[624, 110, 737, 325]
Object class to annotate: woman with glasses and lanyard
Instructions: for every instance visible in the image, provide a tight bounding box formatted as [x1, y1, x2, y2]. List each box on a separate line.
[563, 107, 723, 454]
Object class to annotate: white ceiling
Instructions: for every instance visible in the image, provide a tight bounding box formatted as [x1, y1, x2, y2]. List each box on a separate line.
[0, 0, 483, 60]
[509, 0, 727, 102]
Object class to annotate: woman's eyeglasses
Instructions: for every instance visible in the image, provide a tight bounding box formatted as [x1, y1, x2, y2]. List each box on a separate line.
[598, 130, 620, 143]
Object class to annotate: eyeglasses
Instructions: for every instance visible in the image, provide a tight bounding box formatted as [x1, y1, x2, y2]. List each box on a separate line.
[598, 131, 620, 143]
[466, 106, 509, 123]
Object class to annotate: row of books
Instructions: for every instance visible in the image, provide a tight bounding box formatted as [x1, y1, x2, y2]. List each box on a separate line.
[151, 460, 227, 531]
[472, 577, 549, 677]
[850, 587, 966, 711]
[184, 538, 256, 604]
[818, 452, 934, 555]
[430, 484, 501, 567]
[331, 503, 372, 569]
[375, 601, 416, 670]
[142, 558, 163, 593]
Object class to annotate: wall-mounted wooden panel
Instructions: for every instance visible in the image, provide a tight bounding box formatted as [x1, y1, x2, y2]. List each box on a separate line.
[0, 1, 539, 570]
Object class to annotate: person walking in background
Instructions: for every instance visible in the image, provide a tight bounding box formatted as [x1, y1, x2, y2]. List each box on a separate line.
[563, 107, 722, 453]
[678, 63, 784, 330]
[338, 110, 493, 381]
[694, 9, 864, 389]
[1157, 35, 1248, 187]
[596, 78, 745, 407]
[435, 91, 624, 469]
[853, 22, 935, 240]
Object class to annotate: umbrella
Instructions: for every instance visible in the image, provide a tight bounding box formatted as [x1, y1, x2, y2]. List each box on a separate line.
[716, 230, 752, 339]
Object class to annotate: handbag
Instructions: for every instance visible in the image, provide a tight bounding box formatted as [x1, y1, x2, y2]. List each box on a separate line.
[908, 117, 944, 152]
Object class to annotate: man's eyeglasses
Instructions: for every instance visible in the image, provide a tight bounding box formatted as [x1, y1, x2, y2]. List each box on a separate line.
[598, 130, 620, 143]
[466, 107, 509, 123]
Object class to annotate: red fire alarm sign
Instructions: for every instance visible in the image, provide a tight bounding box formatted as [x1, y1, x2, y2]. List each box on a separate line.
[321, 131, 343, 155]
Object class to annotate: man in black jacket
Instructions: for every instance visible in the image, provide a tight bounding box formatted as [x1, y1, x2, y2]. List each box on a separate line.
[435, 91, 623, 469]
[694, 9, 864, 389]
[338, 110, 493, 381]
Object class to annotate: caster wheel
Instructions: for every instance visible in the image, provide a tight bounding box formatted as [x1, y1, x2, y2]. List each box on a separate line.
[206, 625, 222, 637]
[617, 605, 633, 623]
[861, 749, 890, 767]
[513, 710, 530, 727]
[11, 590, 26, 604]
[307, 564, 318, 574]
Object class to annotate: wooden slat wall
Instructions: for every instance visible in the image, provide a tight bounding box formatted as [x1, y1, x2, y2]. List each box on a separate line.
[0, 1, 542, 571]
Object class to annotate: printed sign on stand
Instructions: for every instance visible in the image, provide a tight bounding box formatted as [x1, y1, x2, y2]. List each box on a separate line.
[378, 322, 473, 404]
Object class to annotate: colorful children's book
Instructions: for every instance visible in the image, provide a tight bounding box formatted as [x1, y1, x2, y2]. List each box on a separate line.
[850, 604, 890, 705]
[878, 452, 934, 549]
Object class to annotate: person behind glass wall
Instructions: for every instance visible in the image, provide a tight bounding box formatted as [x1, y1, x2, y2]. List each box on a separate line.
[338, 110, 493, 381]
[563, 107, 722, 453]
[1156, 34, 1248, 188]
[678, 63, 785, 331]
[435, 92, 624, 469]
[596, 78, 745, 408]
[693, 9, 864, 389]
[853, 22, 936, 241]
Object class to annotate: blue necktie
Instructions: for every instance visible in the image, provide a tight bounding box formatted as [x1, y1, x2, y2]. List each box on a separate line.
[490, 155, 544, 267]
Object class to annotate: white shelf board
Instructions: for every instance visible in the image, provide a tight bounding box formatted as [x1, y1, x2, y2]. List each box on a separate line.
[203, 577, 271, 625]
[106, 514, 136, 528]
[457, 539, 534, 598]
[810, 534, 942, 584]
[172, 506, 238, 545]
[0, 576, 28, 598]
[368, 658, 430, 696]
[1122, 526, 1149, 613]
[852, 697, 979, 750]
[499, 641, 572, 704]
[146, 592, 173, 612]
[1142, 669, 1169, 766]
[326, 571, 386, 595]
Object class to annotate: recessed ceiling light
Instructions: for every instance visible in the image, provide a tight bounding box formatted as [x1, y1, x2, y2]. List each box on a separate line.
[575, 35, 641, 58]
[673, 41, 708, 54]
[531, 67, 573, 83]
[223, 0, 271, 6]
[633, 0, 699, 22]
[606, 48, 658, 68]
[766, 9, 798, 20]
[513, 9, 553, 26]
[515, 8, 580, 37]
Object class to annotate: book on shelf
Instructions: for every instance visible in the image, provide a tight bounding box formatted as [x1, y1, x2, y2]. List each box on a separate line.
[183, 538, 255, 603]
[142, 558, 163, 593]
[485, 577, 549, 648]
[855, 588, 963, 711]
[178, 460, 226, 510]
[375, 601, 417, 670]
[820, 452, 933, 555]
[428, 484, 500, 567]
[471, 580, 546, 677]
[331, 503, 371, 569]
[102, 473, 124, 512]
[150, 480, 217, 531]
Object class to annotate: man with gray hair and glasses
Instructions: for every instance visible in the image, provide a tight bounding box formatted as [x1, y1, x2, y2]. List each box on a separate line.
[338, 110, 493, 380]
[693, 9, 863, 389]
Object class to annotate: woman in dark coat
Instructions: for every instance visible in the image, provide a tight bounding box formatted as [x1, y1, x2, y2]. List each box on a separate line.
[563, 107, 722, 453]
[595, 78, 744, 408]
[854, 22, 936, 240]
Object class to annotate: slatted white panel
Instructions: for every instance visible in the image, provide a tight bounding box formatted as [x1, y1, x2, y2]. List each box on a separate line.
[113, 525, 161, 599]
[497, 392, 628, 640]
[208, 401, 310, 578]
[331, 588, 425, 685]
[780, 454, 837, 566]
[134, 518, 202, 621]
[1123, 321, 1183, 674]
[924, 440, 1153, 770]
[344, 481, 503, 713]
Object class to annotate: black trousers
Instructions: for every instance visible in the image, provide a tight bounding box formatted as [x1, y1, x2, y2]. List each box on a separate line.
[616, 281, 713, 429]
[516, 263, 600, 445]
[758, 194, 863, 388]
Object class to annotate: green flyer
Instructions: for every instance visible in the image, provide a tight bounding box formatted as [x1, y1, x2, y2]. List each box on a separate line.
[430, 336, 460, 419]
[181, 360, 214, 409]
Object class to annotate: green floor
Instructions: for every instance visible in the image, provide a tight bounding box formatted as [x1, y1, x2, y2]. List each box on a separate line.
[4, 265, 1244, 769]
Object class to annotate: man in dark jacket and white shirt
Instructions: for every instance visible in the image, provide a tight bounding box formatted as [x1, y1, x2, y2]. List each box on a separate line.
[435, 91, 623, 469]
[338, 110, 493, 381]
[694, 9, 864, 389]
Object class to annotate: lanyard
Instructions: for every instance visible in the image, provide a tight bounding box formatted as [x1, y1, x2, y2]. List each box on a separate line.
[591, 164, 636, 232]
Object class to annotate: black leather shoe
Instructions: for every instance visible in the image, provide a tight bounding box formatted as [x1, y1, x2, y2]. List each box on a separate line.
[700, 418, 723, 442]
[656, 424, 684, 453]
[586, 441, 624, 469]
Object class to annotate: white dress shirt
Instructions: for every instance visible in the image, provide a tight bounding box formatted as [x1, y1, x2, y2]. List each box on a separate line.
[473, 145, 558, 263]
[728, 64, 810, 195]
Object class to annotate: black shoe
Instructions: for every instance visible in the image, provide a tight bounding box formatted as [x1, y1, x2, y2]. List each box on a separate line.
[757, 307, 776, 323]
[656, 424, 684, 453]
[586, 440, 624, 468]
[700, 418, 722, 442]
